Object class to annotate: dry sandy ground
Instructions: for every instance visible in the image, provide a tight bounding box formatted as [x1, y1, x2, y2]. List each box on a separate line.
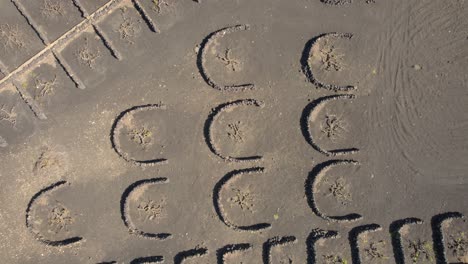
[0, 0, 467, 263]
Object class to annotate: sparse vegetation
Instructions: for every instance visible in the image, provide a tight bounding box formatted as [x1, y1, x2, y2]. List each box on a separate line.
[227, 121, 244, 142]
[229, 187, 254, 212]
[0, 24, 26, 50]
[0, 104, 17, 127]
[364, 240, 388, 261]
[0, 135, 7, 147]
[312, 39, 345, 71]
[34, 75, 57, 99]
[326, 178, 352, 205]
[128, 126, 153, 147]
[117, 8, 141, 44]
[150, 0, 171, 14]
[137, 199, 165, 221]
[407, 239, 434, 263]
[33, 149, 61, 174]
[75, 38, 101, 68]
[323, 254, 348, 264]
[216, 48, 240, 72]
[320, 114, 348, 141]
[48, 203, 73, 234]
[448, 232, 467, 259]
[40, 0, 64, 18]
